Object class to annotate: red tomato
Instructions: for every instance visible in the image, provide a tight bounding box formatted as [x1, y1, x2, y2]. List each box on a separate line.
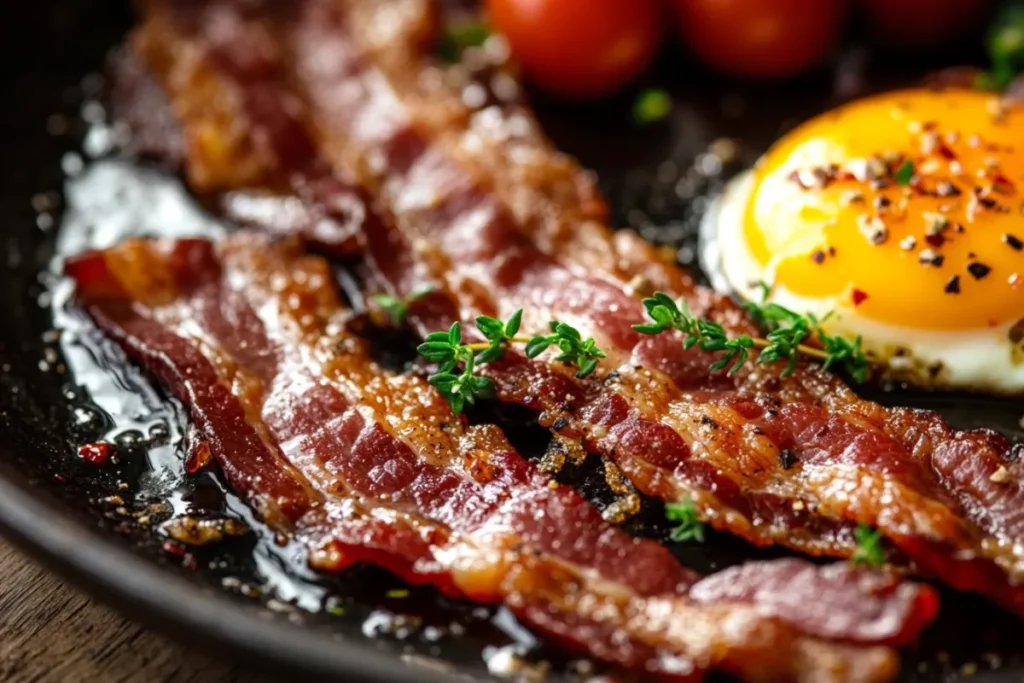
[670, 0, 846, 78]
[858, 0, 992, 48]
[485, 0, 662, 98]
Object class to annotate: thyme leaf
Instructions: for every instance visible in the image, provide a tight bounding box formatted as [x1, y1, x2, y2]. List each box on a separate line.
[893, 159, 915, 186]
[851, 524, 885, 567]
[665, 498, 706, 543]
[436, 21, 491, 63]
[371, 286, 433, 326]
[633, 88, 673, 125]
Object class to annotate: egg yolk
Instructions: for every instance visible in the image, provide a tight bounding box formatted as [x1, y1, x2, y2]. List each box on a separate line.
[744, 88, 1024, 331]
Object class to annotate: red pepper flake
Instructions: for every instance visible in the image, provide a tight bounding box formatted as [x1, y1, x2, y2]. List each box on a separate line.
[852, 289, 869, 306]
[78, 442, 112, 465]
[967, 262, 992, 280]
[1003, 233, 1023, 251]
[162, 539, 186, 556]
[992, 174, 1015, 194]
[944, 275, 961, 294]
[810, 249, 826, 265]
[925, 232, 946, 248]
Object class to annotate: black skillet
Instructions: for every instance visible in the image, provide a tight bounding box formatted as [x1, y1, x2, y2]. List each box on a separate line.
[1, 2, 1023, 681]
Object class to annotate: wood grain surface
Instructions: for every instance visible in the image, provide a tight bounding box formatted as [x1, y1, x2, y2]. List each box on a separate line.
[0, 538, 273, 683]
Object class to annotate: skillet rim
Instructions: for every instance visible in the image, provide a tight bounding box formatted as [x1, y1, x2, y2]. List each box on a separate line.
[0, 461, 465, 683]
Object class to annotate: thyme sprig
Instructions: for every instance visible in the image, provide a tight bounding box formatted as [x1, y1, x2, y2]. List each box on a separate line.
[632, 288, 870, 382]
[418, 311, 605, 413]
[665, 498, 706, 543]
[851, 524, 885, 567]
[633, 292, 754, 374]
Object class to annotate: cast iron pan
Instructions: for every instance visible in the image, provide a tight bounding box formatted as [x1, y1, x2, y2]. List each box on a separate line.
[2, 2, 1024, 681]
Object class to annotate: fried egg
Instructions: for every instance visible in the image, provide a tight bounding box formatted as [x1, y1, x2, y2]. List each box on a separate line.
[703, 88, 1024, 393]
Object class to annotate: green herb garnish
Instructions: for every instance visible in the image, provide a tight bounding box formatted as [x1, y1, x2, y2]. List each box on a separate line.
[633, 88, 673, 125]
[633, 292, 754, 375]
[665, 498, 706, 543]
[437, 21, 491, 63]
[418, 311, 605, 413]
[386, 589, 411, 599]
[851, 524, 885, 567]
[371, 287, 433, 326]
[978, 4, 1024, 91]
[632, 287, 870, 382]
[893, 159, 915, 186]
[523, 321, 607, 379]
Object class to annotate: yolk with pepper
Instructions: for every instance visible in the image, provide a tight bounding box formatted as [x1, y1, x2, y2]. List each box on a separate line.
[744, 88, 1024, 331]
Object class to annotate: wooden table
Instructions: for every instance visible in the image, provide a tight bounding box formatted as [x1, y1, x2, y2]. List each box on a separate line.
[0, 539, 272, 683]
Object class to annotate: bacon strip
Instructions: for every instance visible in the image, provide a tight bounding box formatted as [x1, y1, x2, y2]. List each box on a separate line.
[66, 235, 936, 682]
[112, 0, 1024, 618]
[123, 0, 366, 254]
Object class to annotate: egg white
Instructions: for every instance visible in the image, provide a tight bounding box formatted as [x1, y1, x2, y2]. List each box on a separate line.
[701, 170, 1024, 394]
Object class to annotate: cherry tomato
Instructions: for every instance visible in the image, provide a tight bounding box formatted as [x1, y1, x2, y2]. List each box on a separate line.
[670, 0, 846, 78]
[485, 0, 662, 98]
[858, 0, 992, 48]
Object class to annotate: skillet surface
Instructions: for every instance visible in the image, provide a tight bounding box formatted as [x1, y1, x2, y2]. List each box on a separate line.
[2, 2, 1024, 681]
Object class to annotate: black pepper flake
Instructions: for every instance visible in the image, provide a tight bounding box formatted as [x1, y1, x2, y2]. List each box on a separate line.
[967, 262, 992, 280]
[700, 415, 718, 428]
[811, 249, 826, 264]
[1003, 233, 1024, 251]
[778, 449, 798, 470]
[944, 275, 961, 294]
[551, 417, 569, 431]
[873, 196, 891, 210]
[935, 180, 961, 197]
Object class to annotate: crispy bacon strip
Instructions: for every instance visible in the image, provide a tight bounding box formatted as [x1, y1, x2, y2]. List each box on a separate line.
[123, 0, 365, 254]
[66, 236, 937, 682]
[116, 0, 1024, 617]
